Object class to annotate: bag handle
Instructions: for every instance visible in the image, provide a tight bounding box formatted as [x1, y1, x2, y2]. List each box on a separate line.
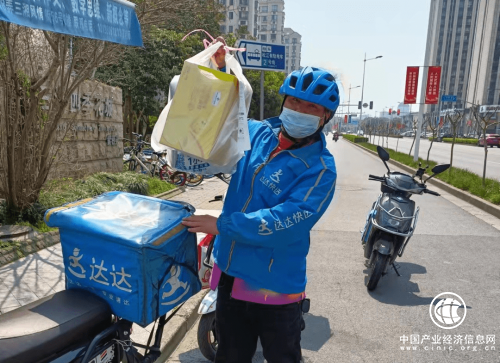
[182, 29, 246, 53]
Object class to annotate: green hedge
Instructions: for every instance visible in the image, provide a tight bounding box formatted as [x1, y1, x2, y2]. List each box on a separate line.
[343, 134, 368, 143]
[429, 137, 478, 145]
[354, 142, 500, 205]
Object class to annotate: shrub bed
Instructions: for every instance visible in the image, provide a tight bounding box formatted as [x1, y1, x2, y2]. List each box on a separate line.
[343, 134, 369, 143]
[429, 137, 478, 145]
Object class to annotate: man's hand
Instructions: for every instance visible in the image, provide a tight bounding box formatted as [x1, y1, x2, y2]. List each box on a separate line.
[182, 215, 220, 235]
[211, 36, 227, 70]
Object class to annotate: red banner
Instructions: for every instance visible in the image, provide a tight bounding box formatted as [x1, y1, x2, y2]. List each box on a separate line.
[404, 67, 419, 104]
[425, 66, 441, 104]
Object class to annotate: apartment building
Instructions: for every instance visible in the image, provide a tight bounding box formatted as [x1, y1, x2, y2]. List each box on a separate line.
[256, 0, 285, 44]
[283, 27, 301, 73]
[219, 0, 301, 73]
[218, 0, 259, 38]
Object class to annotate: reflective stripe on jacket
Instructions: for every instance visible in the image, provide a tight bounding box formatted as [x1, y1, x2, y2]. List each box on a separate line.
[214, 117, 337, 294]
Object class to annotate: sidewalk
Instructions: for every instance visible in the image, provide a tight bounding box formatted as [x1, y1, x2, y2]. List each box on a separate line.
[0, 176, 228, 356]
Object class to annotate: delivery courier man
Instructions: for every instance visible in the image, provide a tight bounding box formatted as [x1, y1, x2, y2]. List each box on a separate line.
[182, 39, 339, 363]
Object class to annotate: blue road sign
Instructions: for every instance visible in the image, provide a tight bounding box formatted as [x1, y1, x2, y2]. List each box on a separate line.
[441, 95, 457, 102]
[236, 39, 286, 72]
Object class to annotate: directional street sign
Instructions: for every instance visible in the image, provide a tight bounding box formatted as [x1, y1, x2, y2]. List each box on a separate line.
[441, 95, 457, 102]
[235, 39, 286, 72]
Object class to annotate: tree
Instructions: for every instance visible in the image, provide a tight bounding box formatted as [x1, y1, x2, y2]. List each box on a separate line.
[408, 116, 425, 156]
[95, 1, 223, 140]
[444, 108, 464, 172]
[0, 0, 223, 218]
[426, 112, 439, 163]
[0, 25, 117, 217]
[95, 29, 207, 141]
[244, 70, 286, 120]
[471, 105, 500, 186]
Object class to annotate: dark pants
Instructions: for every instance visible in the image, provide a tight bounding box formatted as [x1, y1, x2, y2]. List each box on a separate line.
[214, 273, 303, 363]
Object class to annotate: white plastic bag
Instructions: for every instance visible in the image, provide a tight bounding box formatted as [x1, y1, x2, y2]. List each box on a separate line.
[151, 41, 252, 174]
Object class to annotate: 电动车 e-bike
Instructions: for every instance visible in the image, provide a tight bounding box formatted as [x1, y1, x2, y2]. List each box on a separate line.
[361, 146, 450, 291]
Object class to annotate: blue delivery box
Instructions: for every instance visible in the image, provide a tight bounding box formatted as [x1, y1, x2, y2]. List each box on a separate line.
[44, 191, 201, 327]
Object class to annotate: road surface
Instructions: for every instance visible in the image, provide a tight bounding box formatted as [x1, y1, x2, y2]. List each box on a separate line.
[167, 137, 500, 363]
[370, 135, 500, 181]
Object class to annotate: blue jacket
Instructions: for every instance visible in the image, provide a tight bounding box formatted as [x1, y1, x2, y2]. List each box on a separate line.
[214, 117, 337, 294]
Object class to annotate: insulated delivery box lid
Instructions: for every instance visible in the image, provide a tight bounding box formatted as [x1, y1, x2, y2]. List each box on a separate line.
[44, 191, 201, 327]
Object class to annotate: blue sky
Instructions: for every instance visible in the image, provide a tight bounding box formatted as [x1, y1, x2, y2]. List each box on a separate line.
[284, 0, 432, 116]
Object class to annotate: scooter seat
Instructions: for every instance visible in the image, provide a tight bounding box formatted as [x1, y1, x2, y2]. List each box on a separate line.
[0, 289, 112, 363]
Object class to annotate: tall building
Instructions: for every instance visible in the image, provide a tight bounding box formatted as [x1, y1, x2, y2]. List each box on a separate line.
[218, 0, 259, 38]
[218, 0, 301, 73]
[283, 27, 302, 73]
[256, 0, 285, 44]
[420, 0, 500, 116]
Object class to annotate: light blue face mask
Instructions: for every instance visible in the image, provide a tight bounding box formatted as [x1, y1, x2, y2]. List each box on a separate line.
[280, 107, 322, 138]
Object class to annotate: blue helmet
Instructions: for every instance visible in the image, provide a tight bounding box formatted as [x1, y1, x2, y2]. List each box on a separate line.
[279, 67, 340, 114]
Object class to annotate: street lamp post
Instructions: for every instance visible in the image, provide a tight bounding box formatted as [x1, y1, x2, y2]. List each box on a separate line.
[347, 84, 360, 132]
[359, 53, 382, 132]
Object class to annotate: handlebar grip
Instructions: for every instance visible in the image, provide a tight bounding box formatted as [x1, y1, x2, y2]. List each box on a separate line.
[425, 189, 440, 196]
[368, 174, 382, 179]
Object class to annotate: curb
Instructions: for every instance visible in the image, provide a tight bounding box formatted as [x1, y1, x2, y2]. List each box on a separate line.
[345, 139, 500, 219]
[0, 231, 60, 266]
[154, 186, 185, 200]
[157, 289, 208, 362]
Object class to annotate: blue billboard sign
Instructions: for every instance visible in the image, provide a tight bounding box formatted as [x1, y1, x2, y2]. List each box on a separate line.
[0, 0, 143, 46]
[236, 39, 286, 72]
[441, 95, 457, 102]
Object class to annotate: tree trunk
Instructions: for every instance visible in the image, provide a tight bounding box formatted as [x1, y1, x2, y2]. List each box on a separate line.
[427, 139, 434, 163]
[127, 90, 133, 142]
[483, 137, 488, 187]
[409, 135, 416, 156]
[449, 137, 456, 177]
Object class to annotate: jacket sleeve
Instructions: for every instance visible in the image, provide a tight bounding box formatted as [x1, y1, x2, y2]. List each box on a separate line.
[216, 168, 336, 248]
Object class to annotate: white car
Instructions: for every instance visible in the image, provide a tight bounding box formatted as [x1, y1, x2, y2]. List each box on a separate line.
[401, 131, 415, 137]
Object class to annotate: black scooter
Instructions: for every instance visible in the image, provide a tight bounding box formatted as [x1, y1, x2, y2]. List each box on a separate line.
[361, 146, 450, 290]
[0, 288, 180, 363]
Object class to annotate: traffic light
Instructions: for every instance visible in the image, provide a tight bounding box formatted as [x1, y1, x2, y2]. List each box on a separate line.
[389, 108, 392, 115]
[397, 109, 400, 115]
[358, 101, 362, 109]
[344, 115, 348, 123]
[369, 101, 373, 110]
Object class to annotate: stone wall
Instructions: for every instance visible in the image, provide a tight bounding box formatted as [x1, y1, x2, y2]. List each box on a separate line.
[50, 80, 123, 179]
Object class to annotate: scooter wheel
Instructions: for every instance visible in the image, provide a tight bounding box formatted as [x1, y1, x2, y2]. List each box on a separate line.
[197, 312, 217, 361]
[366, 251, 388, 291]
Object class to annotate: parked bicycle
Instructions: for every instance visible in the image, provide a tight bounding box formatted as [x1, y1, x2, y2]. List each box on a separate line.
[123, 133, 186, 186]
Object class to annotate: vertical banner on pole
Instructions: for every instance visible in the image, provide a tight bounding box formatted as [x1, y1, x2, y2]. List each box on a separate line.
[425, 66, 441, 104]
[404, 67, 419, 104]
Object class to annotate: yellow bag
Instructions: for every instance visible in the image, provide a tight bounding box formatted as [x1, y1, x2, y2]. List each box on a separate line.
[160, 64, 239, 160]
